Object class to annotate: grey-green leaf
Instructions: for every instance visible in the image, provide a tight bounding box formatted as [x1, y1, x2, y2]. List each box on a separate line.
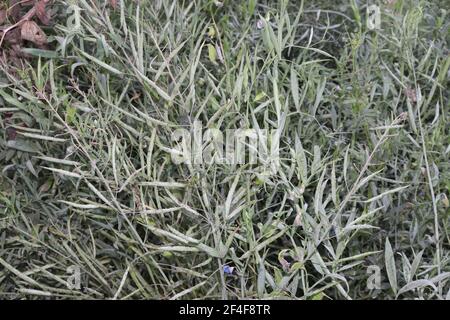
[385, 238, 397, 295]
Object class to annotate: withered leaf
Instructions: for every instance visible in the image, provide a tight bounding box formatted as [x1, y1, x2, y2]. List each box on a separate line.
[9, 0, 22, 22]
[0, 9, 6, 25]
[21, 20, 47, 46]
[5, 45, 24, 67]
[21, 0, 36, 6]
[35, 0, 51, 25]
[6, 127, 17, 141]
[4, 28, 22, 45]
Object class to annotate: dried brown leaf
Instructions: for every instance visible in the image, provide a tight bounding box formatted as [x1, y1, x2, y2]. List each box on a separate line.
[35, 0, 51, 25]
[9, 0, 22, 22]
[21, 0, 36, 6]
[4, 28, 22, 45]
[6, 127, 17, 141]
[0, 9, 6, 25]
[20, 20, 47, 46]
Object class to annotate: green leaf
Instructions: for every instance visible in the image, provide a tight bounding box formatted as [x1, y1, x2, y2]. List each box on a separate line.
[207, 44, 217, 63]
[22, 48, 59, 58]
[397, 280, 436, 297]
[257, 262, 266, 297]
[290, 66, 299, 109]
[311, 292, 324, 300]
[254, 91, 266, 102]
[385, 238, 398, 295]
[66, 106, 77, 124]
[79, 50, 123, 75]
[6, 139, 40, 153]
[0, 90, 26, 110]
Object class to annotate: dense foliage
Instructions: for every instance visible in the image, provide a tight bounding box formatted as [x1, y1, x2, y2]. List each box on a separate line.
[0, 0, 448, 299]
